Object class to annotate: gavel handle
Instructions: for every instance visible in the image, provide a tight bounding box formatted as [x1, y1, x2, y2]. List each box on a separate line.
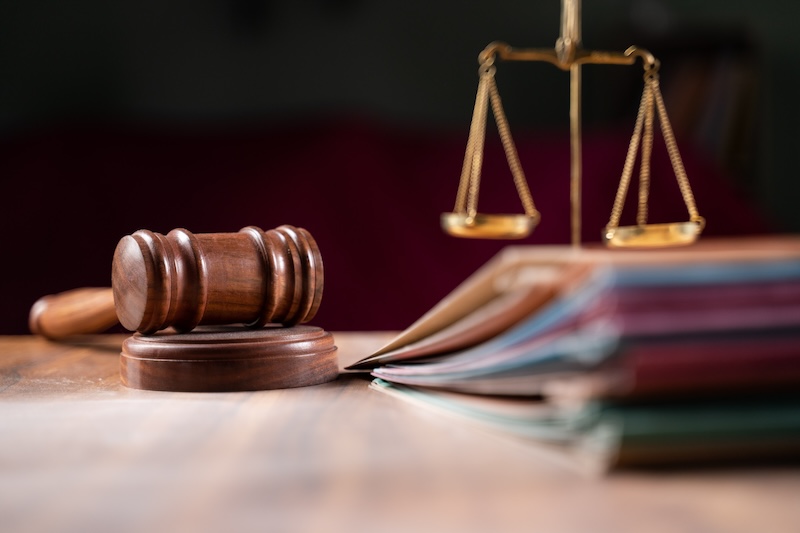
[29, 287, 119, 340]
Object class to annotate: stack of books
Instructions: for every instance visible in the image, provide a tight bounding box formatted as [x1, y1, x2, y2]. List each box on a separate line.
[348, 237, 800, 472]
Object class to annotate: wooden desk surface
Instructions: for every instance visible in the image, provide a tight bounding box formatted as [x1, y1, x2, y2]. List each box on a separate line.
[1, 333, 799, 533]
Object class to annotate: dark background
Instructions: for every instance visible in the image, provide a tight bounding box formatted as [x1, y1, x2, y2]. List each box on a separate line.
[1, 0, 796, 334]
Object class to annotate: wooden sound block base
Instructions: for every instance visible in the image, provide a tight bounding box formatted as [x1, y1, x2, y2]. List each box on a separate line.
[120, 325, 338, 392]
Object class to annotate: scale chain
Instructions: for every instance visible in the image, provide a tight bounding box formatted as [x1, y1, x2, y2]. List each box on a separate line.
[487, 75, 538, 217]
[607, 71, 702, 234]
[652, 77, 701, 221]
[454, 62, 537, 221]
[607, 75, 649, 232]
[454, 70, 490, 215]
[637, 77, 654, 226]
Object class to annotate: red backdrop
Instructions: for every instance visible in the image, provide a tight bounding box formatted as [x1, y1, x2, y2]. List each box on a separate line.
[0, 117, 774, 334]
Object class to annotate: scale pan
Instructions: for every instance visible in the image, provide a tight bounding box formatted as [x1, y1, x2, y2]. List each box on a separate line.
[603, 220, 704, 248]
[441, 212, 538, 239]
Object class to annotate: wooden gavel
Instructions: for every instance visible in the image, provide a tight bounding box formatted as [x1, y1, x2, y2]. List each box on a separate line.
[29, 225, 323, 340]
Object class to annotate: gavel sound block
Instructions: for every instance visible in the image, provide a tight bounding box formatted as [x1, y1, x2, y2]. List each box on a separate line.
[31, 225, 339, 392]
[121, 325, 337, 392]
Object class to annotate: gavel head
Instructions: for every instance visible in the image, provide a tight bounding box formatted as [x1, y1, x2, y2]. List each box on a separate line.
[112, 225, 323, 334]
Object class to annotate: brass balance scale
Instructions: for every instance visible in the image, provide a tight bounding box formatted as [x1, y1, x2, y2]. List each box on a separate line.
[441, 0, 705, 248]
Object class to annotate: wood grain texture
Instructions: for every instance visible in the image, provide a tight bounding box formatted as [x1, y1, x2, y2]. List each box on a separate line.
[1, 333, 799, 533]
[28, 287, 118, 340]
[121, 325, 338, 392]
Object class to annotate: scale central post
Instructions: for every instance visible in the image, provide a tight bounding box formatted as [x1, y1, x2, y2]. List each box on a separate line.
[560, 0, 583, 247]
